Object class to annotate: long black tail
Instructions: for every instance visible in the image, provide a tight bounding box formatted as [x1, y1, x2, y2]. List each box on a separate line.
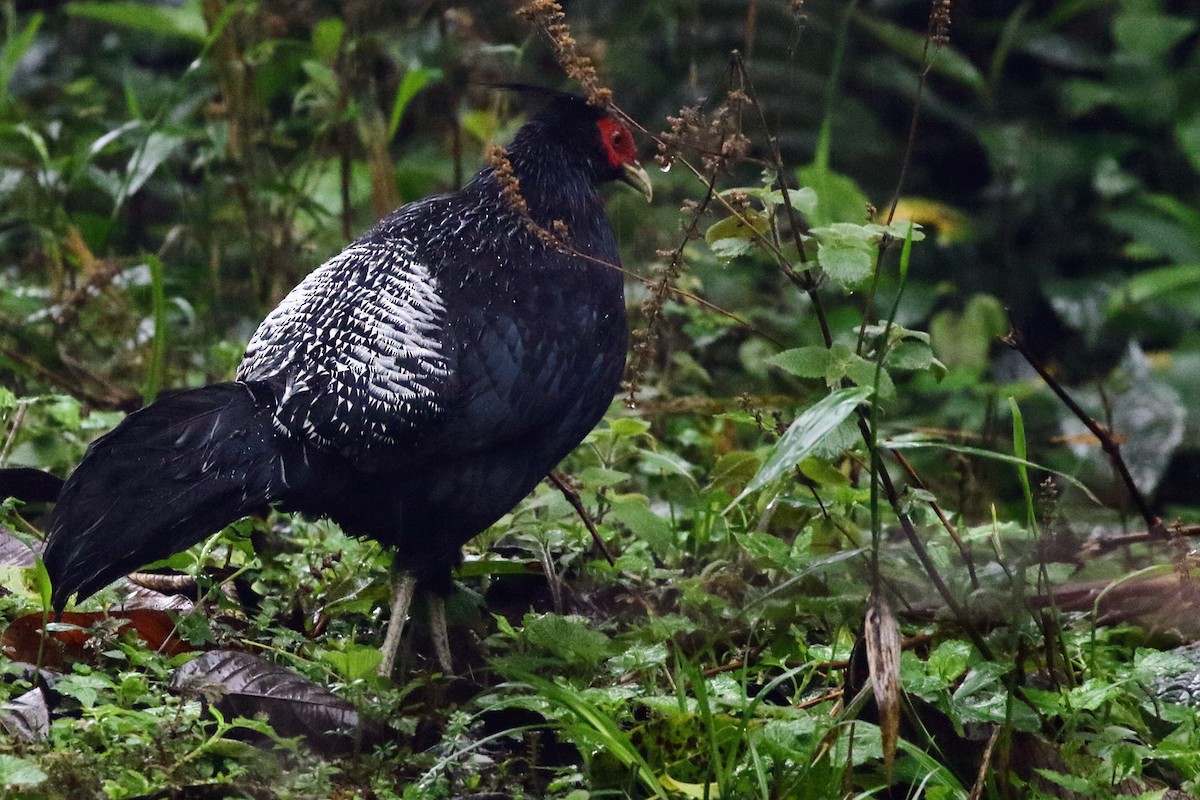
[0, 467, 65, 504]
[42, 381, 298, 609]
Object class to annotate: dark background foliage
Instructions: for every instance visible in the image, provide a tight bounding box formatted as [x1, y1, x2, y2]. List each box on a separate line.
[3, 1, 1200, 798]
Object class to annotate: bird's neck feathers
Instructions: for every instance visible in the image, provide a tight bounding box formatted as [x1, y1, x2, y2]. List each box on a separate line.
[489, 132, 609, 240]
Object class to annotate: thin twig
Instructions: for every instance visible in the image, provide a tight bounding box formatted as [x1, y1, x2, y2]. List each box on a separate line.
[1002, 328, 1165, 538]
[891, 449, 980, 589]
[857, 415, 995, 661]
[548, 471, 615, 565]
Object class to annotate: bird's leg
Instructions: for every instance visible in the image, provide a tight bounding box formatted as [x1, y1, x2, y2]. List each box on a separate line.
[427, 594, 453, 675]
[377, 572, 418, 678]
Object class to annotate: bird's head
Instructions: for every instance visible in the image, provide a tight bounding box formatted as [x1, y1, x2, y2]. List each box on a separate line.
[504, 89, 653, 203]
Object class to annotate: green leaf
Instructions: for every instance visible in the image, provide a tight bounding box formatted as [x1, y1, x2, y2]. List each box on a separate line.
[1112, 12, 1196, 60]
[123, 132, 186, 201]
[796, 165, 869, 227]
[609, 495, 674, 552]
[725, 185, 819, 215]
[311, 18, 345, 64]
[729, 386, 872, 509]
[844, 355, 895, 399]
[388, 65, 442, 140]
[608, 417, 651, 438]
[0, 12, 43, 110]
[1177, 111, 1200, 175]
[766, 347, 833, 379]
[866, 220, 925, 243]
[709, 451, 761, 488]
[0, 755, 46, 789]
[300, 60, 339, 97]
[886, 339, 935, 371]
[705, 211, 769, 261]
[1033, 769, 1094, 794]
[1111, 264, 1200, 309]
[579, 466, 629, 488]
[508, 673, 670, 799]
[67, 0, 207, 42]
[929, 294, 1008, 375]
[638, 449, 695, 480]
[523, 614, 613, 665]
[812, 223, 877, 287]
[927, 641, 974, 683]
[321, 644, 382, 682]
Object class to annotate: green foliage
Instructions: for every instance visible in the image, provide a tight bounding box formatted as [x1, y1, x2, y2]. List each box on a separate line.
[3, 1, 1200, 799]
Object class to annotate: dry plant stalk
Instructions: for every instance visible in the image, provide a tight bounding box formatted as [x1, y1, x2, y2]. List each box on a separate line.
[514, 0, 612, 106]
[865, 595, 901, 781]
[486, 144, 569, 250]
[656, 94, 751, 176]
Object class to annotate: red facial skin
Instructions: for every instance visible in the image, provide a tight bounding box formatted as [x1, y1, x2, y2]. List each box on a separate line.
[597, 116, 638, 168]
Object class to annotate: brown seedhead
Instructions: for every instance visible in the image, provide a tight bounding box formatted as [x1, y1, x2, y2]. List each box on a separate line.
[515, 0, 612, 106]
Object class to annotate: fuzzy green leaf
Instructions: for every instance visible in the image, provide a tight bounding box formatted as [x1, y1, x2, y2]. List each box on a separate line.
[812, 223, 877, 287]
[767, 346, 834, 379]
[729, 386, 871, 509]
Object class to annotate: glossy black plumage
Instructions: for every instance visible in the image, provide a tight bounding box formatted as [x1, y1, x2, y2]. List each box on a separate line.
[42, 94, 638, 608]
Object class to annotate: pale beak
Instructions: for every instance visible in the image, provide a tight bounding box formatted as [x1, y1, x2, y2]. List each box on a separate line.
[620, 160, 653, 202]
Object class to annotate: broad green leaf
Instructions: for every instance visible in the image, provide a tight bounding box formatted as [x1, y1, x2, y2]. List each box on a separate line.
[709, 451, 761, 488]
[300, 60, 339, 97]
[728, 386, 871, 509]
[321, 644, 382, 682]
[579, 466, 630, 488]
[929, 294, 1008, 375]
[0, 755, 46, 789]
[886, 339, 935, 371]
[812, 223, 877, 287]
[609, 496, 674, 552]
[844, 356, 895, 399]
[797, 456, 850, 486]
[523, 614, 614, 665]
[67, 0, 207, 42]
[460, 108, 499, 144]
[927, 640, 974, 683]
[638, 449, 695, 480]
[796, 165, 869, 227]
[766, 346, 833, 379]
[1112, 12, 1195, 59]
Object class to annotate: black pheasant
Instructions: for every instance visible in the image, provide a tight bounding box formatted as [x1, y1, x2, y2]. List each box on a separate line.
[40, 92, 650, 672]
